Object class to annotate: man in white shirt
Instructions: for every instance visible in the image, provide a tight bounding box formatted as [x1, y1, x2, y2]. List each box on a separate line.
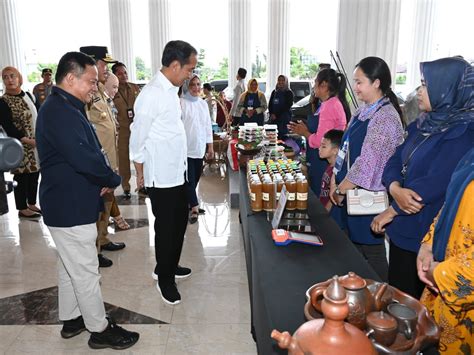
[230, 67, 247, 125]
[129, 40, 197, 305]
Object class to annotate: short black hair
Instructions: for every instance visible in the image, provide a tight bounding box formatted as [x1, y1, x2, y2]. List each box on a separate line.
[237, 68, 247, 79]
[161, 40, 197, 67]
[111, 62, 127, 74]
[56, 51, 96, 84]
[323, 129, 343, 148]
[203, 83, 212, 91]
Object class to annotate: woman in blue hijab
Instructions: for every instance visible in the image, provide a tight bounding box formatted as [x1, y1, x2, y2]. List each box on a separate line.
[371, 57, 474, 298]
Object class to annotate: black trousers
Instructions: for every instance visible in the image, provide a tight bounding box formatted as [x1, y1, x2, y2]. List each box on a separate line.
[186, 157, 203, 209]
[147, 184, 188, 285]
[353, 242, 388, 282]
[13, 172, 40, 210]
[388, 240, 425, 299]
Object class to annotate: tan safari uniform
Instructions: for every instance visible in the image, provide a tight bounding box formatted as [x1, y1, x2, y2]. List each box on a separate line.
[113, 82, 140, 193]
[86, 82, 118, 249]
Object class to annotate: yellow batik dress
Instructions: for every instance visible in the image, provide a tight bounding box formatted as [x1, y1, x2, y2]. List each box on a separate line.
[420, 181, 474, 355]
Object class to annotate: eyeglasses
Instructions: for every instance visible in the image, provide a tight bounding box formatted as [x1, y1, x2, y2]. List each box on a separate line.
[2, 73, 18, 80]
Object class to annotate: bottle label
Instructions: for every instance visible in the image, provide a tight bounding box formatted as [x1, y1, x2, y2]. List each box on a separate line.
[262, 192, 269, 201]
[276, 192, 281, 200]
[297, 192, 308, 200]
[250, 193, 256, 201]
[288, 193, 296, 201]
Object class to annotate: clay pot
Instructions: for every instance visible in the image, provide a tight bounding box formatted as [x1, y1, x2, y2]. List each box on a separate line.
[366, 311, 398, 346]
[272, 276, 376, 355]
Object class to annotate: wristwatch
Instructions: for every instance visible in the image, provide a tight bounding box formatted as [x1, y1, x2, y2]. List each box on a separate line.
[335, 186, 345, 195]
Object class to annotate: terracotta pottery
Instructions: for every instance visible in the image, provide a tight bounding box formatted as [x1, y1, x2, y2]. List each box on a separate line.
[271, 276, 377, 355]
[310, 271, 388, 329]
[366, 311, 398, 346]
[304, 275, 440, 354]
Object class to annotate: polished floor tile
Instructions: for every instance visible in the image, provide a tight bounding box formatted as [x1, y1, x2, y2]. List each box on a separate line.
[0, 170, 257, 354]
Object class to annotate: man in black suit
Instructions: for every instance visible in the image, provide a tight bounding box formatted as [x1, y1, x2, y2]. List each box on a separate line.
[36, 51, 139, 350]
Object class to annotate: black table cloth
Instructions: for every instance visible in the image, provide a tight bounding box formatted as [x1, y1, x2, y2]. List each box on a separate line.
[239, 170, 381, 354]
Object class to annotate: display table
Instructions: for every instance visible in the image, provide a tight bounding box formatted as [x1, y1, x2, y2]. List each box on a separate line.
[239, 170, 381, 354]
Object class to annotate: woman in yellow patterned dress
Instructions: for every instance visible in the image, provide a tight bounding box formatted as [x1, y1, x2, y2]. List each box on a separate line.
[417, 148, 474, 354]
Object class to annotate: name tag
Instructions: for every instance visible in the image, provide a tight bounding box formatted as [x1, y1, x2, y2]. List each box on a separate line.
[127, 109, 135, 120]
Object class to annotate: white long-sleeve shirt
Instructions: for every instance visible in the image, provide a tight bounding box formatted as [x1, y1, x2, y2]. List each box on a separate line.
[129, 71, 187, 188]
[230, 79, 246, 117]
[180, 97, 213, 159]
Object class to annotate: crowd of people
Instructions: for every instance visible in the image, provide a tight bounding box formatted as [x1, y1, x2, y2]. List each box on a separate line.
[1, 38, 473, 352]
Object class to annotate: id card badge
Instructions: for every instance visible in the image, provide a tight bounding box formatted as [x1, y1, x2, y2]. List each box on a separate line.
[273, 97, 280, 105]
[127, 109, 135, 120]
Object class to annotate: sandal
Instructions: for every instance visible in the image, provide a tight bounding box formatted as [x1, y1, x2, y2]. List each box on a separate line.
[114, 216, 130, 230]
[189, 211, 199, 224]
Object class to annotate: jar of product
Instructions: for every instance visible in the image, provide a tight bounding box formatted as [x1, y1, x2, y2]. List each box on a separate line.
[274, 174, 284, 203]
[285, 174, 297, 210]
[296, 176, 309, 210]
[249, 177, 263, 212]
[262, 174, 275, 211]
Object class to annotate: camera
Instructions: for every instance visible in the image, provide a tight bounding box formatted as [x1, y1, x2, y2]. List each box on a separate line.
[0, 126, 24, 215]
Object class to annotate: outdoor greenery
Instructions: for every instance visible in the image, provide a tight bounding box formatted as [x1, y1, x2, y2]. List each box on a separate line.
[27, 63, 57, 83]
[290, 47, 319, 79]
[395, 73, 407, 85]
[135, 57, 152, 81]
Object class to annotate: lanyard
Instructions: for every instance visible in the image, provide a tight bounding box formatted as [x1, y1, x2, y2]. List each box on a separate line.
[401, 133, 431, 183]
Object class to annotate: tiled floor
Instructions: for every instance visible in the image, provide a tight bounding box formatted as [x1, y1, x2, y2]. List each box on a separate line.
[0, 167, 257, 354]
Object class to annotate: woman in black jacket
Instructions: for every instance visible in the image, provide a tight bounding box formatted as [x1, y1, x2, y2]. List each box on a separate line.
[269, 75, 294, 139]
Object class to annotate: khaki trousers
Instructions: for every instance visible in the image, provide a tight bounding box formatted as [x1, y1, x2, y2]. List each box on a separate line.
[49, 223, 109, 332]
[118, 126, 131, 192]
[96, 192, 114, 250]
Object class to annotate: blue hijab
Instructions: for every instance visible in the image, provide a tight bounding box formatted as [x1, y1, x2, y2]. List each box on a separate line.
[417, 57, 474, 134]
[433, 148, 474, 261]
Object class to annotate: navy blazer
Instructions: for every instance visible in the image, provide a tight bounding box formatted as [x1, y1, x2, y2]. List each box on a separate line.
[383, 120, 474, 253]
[36, 87, 121, 227]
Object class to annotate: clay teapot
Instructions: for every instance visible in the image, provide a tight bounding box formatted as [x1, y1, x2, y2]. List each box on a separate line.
[311, 272, 388, 329]
[272, 276, 376, 355]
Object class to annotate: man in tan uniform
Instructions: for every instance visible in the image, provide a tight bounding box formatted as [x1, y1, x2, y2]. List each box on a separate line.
[33, 68, 53, 109]
[80, 46, 125, 268]
[111, 62, 140, 199]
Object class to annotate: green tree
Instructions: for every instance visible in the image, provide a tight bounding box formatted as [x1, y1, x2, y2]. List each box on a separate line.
[214, 57, 229, 80]
[197, 48, 206, 69]
[252, 52, 266, 78]
[135, 57, 152, 81]
[290, 47, 318, 79]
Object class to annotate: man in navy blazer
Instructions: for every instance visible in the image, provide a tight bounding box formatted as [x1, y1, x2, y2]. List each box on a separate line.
[35, 52, 139, 350]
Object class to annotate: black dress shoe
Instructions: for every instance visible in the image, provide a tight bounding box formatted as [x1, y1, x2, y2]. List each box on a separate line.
[122, 191, 131, 199]
[88, 318, 139, 350]
[98, 254, 113, 267]
[138, 188, 147, 197]
[61, 315, 87, 339]
[18, 211, 42, 220]
[101, 242, 126, 251]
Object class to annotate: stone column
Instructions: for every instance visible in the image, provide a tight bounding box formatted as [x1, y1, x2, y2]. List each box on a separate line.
[405, 0, 436, 91]
[337, 0, 401, 90]
[149, 0, 170, 75]
[267, 0, 290, 94]
[0, 0, 27, 77]
[228, 0, 252, 89]
[108, 0, 136, 81]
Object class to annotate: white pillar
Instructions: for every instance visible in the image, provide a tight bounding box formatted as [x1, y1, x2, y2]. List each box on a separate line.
[0, 0, 27, 77]
[405, 0, 436, 91]
[149, 0, 170, 75]
[337, 0, 401, 90]
[267, 0, 290, 94]
[228, 0, 252, 89]
[108, 0, 136, 81]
